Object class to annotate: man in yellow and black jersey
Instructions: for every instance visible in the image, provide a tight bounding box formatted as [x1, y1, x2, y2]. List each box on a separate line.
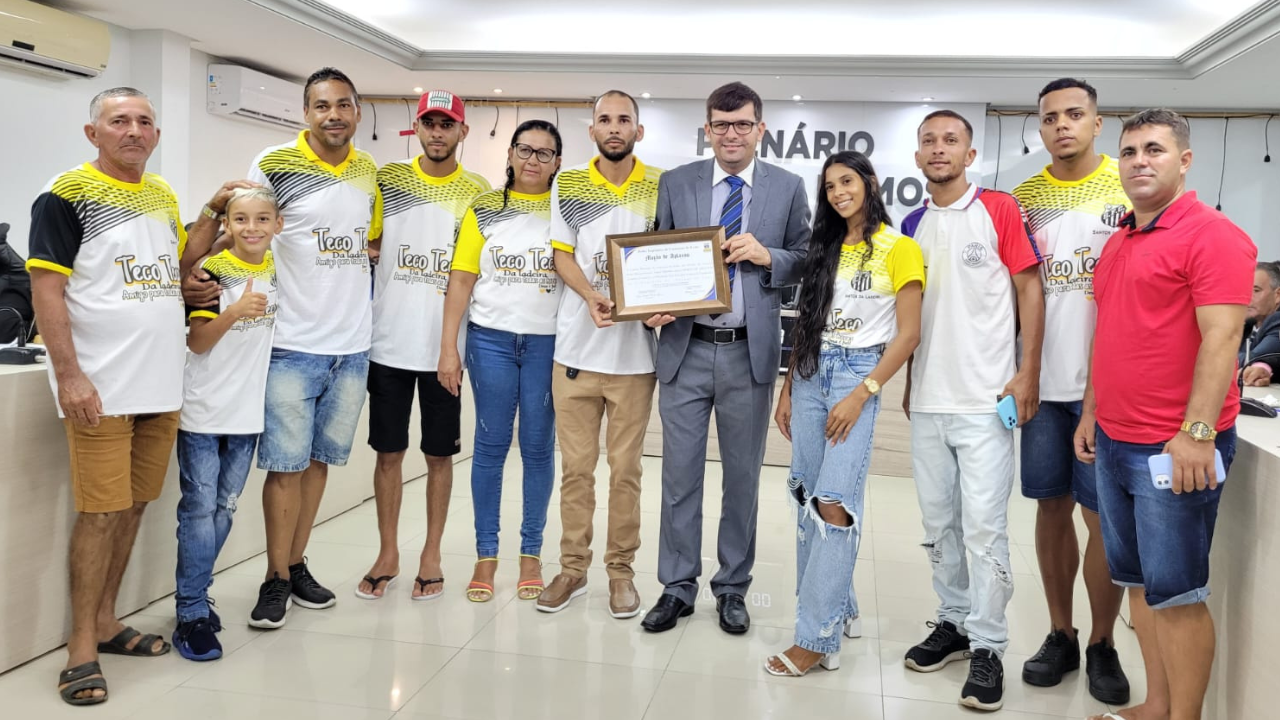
[182, 68, 381, 630]
[29, 87, 192, 706]
[538, 91, 666, 618]
[357, 91, 490, 601]
[1012, 78, 1131, 704]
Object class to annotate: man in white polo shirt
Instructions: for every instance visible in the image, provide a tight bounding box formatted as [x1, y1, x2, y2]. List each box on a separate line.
[537, 90, 664, 618]
[183, 67, 380, 629]
[899, 109, 1045, 712]
[357, 90, 489, 601]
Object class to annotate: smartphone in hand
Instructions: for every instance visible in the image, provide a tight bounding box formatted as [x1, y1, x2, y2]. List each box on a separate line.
[996, 395, 1018, 430]
[1147, 451, 1227, 490]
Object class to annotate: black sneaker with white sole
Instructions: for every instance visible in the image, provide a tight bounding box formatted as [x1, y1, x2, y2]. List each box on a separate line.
[1022, 628, 1080, 686]
[249, 574, 293, 629]
[904, 620, 971, 672]
[960, 648, 1005, 712]
[289, 558, 336, 609]
[1085, 639, 1130, 705]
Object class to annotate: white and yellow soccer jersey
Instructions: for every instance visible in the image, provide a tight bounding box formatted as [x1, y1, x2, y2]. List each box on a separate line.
[1012, 155, 1131, 401]
[451, 189, 560, 335]
[27, 163, 187, 418]
[247, 131, 381, 355]
[181, 250, 277, 434]
[373, 159, 490, 371]
[550, 157, 663, 375]
[822, 224, 925, 349]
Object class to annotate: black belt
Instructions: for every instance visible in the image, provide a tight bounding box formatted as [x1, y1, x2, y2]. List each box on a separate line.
[692, 324, 748, 344]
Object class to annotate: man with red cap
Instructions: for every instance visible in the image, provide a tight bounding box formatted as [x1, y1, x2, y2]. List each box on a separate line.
[355, 90, 490, 601]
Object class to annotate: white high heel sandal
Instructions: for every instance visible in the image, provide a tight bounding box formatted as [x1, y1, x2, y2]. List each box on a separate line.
[844, 616, 863, 639]
[763, 651, 841, 677]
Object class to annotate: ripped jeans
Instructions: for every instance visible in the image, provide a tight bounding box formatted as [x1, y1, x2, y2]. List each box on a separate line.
[466, 323, 557, 558]
[175, 431, 258, 623]
[910, 412, 1015, 656]
[788, 344, 881, 654]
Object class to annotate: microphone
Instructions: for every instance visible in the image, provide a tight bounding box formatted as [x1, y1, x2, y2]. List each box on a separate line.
[0, 306, 42, 365]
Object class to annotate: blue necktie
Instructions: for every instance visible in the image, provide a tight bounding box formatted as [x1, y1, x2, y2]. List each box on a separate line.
[712, 175, 744, 319]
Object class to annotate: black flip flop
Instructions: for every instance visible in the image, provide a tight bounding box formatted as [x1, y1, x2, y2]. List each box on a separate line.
[59, 661, 107, 706]
[97, 626, 170, 657]
[412, 576, 444, 602]
[354, 574, 397, 600]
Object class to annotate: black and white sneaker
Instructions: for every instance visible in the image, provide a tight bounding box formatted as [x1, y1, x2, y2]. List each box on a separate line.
[289, 558, 336, 609]
[249, 574, 293, 629]
[1086, 639, 1130, 705]
[904, 620, 971, 672]
[1022, 628, 1080, 686]
[960, 648, 1005, 712]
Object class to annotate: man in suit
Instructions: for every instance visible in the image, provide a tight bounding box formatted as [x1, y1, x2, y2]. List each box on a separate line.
[641, 82, 811, 634]
[1239, 261, 1280, 385]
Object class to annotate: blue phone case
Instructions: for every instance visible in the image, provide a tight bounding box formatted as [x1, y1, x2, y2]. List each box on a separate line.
[996, 395, 1018, 429]
[1147, 451, 1227, 490]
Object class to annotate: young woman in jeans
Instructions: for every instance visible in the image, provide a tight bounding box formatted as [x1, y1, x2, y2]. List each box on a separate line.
[766, 151, 924, 676]
[439, 119, 563, 602]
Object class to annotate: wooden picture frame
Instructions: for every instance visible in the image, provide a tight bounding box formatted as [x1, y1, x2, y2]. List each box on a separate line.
[605, 226, 731, 322]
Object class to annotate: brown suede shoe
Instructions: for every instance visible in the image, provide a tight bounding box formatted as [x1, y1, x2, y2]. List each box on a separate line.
[608, 578, 641, 619]
[535, 574, 587, 613]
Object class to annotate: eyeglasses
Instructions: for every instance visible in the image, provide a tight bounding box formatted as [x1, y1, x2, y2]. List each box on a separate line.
[512, 143, 557, 163]
[708, 120, 757, 136]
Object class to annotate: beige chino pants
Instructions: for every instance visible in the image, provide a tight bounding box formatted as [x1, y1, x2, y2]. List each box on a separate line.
[552, 362, 656, 580]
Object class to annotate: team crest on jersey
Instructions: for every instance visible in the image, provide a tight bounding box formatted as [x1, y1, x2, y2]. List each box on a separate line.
[169, 217, 180, 240]
[850, 270, 873, 292]
[962, 242, 987, 268]
[1100, 204, 1127, 228]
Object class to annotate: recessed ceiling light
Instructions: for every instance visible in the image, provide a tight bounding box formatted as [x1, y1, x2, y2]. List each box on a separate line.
[413, 86, 423, 93]
[791, 94, 802, 101]
[921, 96, 934, 102]
[258, 86, 266, 90]
[641, 92, 651, 99]
[493, 88, 503, 94]
[775, 76, 781, 79]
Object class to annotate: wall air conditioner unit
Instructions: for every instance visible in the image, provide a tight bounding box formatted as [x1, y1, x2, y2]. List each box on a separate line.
[0, 0, 110, 79]
[207, 63, 306, 131]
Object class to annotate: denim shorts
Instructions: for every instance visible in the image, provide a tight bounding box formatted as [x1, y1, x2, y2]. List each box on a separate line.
[1020, 400, 1098, 512]
[257, 349, 369, 473]
[1095, 424, 1236, 609]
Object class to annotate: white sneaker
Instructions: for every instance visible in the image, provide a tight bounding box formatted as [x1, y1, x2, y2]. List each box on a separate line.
[844, 616, 863, 639]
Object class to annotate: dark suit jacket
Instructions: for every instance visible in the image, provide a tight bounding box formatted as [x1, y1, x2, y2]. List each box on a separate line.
[654, 159, 811, 385]
[1240, 311, 1280, 374]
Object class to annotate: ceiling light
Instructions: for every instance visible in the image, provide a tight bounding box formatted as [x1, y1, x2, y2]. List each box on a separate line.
[413, 86, 423, 93]
[641, 92, 651, 99]
[921, 96, 934, 102]
[791, 94, 802, 101]
[493, 88, 503, 94]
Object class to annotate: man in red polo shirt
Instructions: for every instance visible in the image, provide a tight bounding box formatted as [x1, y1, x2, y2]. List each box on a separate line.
[1075, 108, 1254, 720]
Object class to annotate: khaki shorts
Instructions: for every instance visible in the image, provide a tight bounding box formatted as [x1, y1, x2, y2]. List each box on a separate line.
[63, 411, 180, 513]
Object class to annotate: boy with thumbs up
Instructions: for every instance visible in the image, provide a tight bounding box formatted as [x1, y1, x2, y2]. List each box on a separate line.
[174, 187, 281, 660]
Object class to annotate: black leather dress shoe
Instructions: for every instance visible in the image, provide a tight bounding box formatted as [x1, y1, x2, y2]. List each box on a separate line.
[641, 594, 693, 633]
[717, 593, 750, 634]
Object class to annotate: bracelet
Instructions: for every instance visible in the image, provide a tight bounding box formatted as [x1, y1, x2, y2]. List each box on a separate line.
[1249, 362, 1273, 374]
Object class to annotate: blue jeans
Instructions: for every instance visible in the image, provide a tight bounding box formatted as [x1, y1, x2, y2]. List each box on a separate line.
[175, 431, 258, 622]
[788, 344, 882, 654]
[1020, 400, 1099, 512]
[466, 323, 556, 558]
[257, 349, 369, 472]
[1095, 424, 1236, 609]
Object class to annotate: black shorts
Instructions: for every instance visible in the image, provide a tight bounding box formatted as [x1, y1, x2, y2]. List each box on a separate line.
[367, 361, 462, 456]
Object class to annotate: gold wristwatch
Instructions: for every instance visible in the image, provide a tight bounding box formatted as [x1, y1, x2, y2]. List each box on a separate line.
[862, 378, 881, 395]
[1181, 421, 1217, 442]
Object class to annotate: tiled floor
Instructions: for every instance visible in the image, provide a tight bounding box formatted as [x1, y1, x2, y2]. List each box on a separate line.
[0, 454, 1142, 719]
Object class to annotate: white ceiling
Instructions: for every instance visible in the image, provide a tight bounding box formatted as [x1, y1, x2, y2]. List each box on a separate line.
[43, 0, 1280, 109]
[314, 0, 1258, 58]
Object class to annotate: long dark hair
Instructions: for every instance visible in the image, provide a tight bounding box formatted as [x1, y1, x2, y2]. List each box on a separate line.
[790, 151, 892, 379]
[503, 119, 563, 208]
